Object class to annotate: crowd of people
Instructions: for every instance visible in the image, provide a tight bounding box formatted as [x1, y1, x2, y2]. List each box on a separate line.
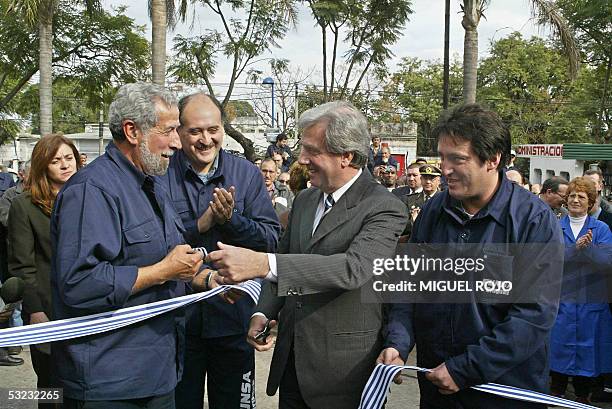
[0, 81, 610, 409]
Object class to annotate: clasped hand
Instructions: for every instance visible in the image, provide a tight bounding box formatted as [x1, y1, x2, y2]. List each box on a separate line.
[206, 242, 269, 285]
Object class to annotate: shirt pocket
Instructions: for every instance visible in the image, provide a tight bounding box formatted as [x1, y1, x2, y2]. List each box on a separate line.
[123, 219, 162, 261]
[173, 199, 191, 216]
[477, 252, 514, 304]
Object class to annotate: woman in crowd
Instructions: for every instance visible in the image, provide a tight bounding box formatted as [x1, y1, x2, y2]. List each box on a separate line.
[8, 134, 81, 408]
[550, 176, 612, 404]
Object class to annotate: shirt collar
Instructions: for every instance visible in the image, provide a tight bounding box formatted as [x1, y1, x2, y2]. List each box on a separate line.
[442, 170, 509, 225]
[197, 153, 220, 185]
[177, 148, 222, 185]
[105, 141, 147, 186]
[324, 168, 362, 205]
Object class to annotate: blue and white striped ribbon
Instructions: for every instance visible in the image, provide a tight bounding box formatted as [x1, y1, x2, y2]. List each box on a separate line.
[359, 363, 601, 409]
[0, 280, 261, 348]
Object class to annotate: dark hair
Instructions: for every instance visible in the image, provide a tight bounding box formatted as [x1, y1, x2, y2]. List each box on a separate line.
[260, 158, 276, 170]
[178, 92, 226, 125]
[276, 133, 288, 142]
[28, 134, 81, 216]
[584, 168, 604, 185]
[407, 162, 421, 170]
[432, 103, 511, 170]
[541, 176, 569, 194]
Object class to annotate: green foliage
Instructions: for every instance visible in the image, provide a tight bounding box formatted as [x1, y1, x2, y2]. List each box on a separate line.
[379, 57, 462, 155]
[13, 80, 101, 134]
[169, 0, 296, 102]
[225, 100, 255, 120]
[0, 1, 150, 142]
[477, 32, 595, 144]
[306, 0, 413, 100]
[555, 0, 610, 65]
[555, 0, 611, 142]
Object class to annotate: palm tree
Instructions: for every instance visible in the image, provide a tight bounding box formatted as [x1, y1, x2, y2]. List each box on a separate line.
[150, 0, 168, 85]
[9, 0, 100, 135]
[150, 0, 192, 86]
[461, 0, 579, 104]
[9, 0, 56, 134]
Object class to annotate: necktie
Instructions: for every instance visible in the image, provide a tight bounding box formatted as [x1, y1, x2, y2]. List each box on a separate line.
[324, 195, 335, 213]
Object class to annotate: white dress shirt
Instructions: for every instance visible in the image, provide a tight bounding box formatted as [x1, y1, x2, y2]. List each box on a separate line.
[265, 168, 363, 282]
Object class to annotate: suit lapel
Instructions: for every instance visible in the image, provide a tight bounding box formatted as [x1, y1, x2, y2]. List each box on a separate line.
[308, 171, 371, 250]
[299, 189, 321, 252]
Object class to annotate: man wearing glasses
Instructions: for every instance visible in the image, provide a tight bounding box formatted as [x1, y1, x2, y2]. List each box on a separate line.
[539, 176, 569, 219]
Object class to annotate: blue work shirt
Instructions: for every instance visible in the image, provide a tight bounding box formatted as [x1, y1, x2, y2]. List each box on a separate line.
[0, 172, 16, 196]
[159, 149, 280, 338]
[385, 172, 564, 409]
[51, 142, 187, 401]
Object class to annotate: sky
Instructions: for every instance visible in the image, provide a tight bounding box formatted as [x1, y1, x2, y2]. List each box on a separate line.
[102, 0, 552, 91]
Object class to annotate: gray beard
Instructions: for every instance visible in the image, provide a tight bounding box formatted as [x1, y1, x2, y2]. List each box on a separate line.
[139, 140, 168, 176]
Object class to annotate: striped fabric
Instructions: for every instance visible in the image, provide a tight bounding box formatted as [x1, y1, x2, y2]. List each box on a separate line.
[359, 364, 601, 409]
[0, 281, 261, 348]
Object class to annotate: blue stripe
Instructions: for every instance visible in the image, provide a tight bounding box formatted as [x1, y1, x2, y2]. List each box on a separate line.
[0, 282, 260, 347]
[360, 364, 601, 409]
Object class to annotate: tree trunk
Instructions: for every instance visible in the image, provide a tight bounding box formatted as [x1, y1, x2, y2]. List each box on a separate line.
[443, 0, 451, 109]
[321, 25, 328, 101]
[38, 4, 53, 135]
[151, 0, 167, 86]
[462, 1, 481, 104]
[597, 56, 611, 142]
[224, 123, 255, 161]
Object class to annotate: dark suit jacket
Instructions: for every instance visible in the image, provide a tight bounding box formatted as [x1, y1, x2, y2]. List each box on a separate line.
[7, 192, 53, 319]
[257, 170, 408, 409]
[598, 207, 612, 231]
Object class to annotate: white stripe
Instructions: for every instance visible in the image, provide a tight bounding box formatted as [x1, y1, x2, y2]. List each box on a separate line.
[0, 281, 260, 347]
[359, 364, 602, 409]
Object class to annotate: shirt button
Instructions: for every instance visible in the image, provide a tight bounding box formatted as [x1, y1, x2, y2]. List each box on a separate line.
[296, 301, 303, 309]
[460, 232, 468, 240]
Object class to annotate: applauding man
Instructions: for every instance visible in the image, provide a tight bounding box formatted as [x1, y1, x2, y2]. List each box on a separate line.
[159, 92, 280, 409]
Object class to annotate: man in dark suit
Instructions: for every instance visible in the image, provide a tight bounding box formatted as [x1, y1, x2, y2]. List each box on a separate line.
[393, 162, 422, 199]
[207, 101, 409, 409]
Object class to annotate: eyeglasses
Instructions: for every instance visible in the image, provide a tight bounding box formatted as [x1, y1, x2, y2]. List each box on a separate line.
[553, 191, 567, 201]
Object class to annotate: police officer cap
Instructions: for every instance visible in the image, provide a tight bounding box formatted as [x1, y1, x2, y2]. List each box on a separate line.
[419, 164, 441, 176]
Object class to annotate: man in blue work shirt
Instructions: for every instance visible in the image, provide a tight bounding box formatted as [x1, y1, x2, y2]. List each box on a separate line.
[380, 104, 564, 409]
[159, 92, 280, 409]
[51, 83, 205, 408]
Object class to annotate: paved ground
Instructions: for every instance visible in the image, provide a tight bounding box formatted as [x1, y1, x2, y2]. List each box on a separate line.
[1, 346, 611, 408]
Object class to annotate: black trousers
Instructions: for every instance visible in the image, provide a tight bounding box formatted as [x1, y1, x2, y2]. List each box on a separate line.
[551, 371, 592, 398]
[64, 391, 174, 409]
[30, 347, 62, 409]
[175, 334, 255, 409]
[278, 346, 311, 409]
